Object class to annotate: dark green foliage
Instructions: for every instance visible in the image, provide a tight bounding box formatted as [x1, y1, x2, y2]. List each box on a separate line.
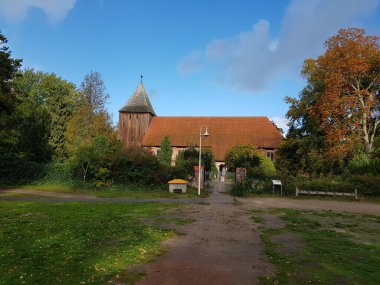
[69, 135, 123, 183]
[175, 144, 216, 180]
[10, 69, 78, 161]
[230, 180, 253, 197]
[348, 155, 380, 175]
[225, 144, 261, 171]
[278, 176, 380, 197]
[175, 144, 198, 179]
[0, 32, 22, 110]
[0, 32, 22, 154]
[158, 135, 172, 166]
[349, 175, 380, 196]
[112, 146, 182, 186]
[0, 154, 44, 185]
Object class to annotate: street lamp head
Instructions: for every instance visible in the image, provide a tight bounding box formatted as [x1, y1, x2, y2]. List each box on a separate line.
[203, 127, 210, 137]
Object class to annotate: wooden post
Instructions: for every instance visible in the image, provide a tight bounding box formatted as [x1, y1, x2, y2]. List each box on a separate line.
[355, 189, 358, 200]
[296, 187, 299, 197]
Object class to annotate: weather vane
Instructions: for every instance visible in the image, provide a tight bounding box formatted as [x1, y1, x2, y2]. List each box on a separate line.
[140, 70, 143, 83]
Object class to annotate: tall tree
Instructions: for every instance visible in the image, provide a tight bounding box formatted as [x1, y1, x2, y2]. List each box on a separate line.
[65, 71, 115, 154]
[0, 32, 22, 153]
[158, 136, 173, 166]
[0, 32, 22, 113]
[313, 28, 380, 157]
[79, 71, 109, 113]
[12, 69, 78, 161]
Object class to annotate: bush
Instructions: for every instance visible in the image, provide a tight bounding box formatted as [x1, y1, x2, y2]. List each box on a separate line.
[250, 155, 277, 178]
[230, 180, 253, 197]
[0, 154, 45, 185]
[349, 157, 380, 175]
[349, 175, 380, 196]
[281, 175, 380, 197]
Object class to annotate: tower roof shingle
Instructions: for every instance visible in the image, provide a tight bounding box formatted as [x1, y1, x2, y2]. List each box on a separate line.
[119, 83, 156, 115]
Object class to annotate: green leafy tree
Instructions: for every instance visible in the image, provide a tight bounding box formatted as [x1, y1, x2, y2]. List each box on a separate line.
[12, 69, 78, 161]
[69, 135, 122, 181]
[0, 32, 22, 153]
[224, 144, 261, 171]
[253, 155, 276, 177]
[175, 144, 216, 179]
[158, 136, 173, 166]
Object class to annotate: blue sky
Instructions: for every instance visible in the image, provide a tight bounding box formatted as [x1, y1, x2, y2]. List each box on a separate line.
[1, 0, 379, 131]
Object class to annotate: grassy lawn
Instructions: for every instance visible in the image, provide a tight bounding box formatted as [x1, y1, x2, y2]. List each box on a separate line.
[252, 209, 380, 285]
[0, 201, 181, 284]
[3, 182, 208, 199]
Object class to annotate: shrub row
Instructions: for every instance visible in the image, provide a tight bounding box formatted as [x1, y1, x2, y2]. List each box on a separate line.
[229, 175, 380, 197]
[0, 155, 45, 185]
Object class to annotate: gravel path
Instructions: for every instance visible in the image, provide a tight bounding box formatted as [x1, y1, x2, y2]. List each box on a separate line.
[133, 185, 273, 285]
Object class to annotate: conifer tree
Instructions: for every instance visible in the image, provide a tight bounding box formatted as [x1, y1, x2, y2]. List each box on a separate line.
[158, 136, 172, 166]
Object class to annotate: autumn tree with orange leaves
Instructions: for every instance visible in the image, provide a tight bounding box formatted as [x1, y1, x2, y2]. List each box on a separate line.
[311, 28, 380, 157]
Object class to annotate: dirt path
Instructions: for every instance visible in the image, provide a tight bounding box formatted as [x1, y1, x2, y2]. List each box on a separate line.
[238, 197, 380, 217]
[132, 183, 273, 285]
[0, 189, 205, 203]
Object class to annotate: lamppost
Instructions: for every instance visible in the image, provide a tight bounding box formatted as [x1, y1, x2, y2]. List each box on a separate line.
[198, 125, 209, 196]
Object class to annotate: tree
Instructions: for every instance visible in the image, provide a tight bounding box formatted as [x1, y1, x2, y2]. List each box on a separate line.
[65, 104, 115, 154]
[12, 69, 78, 161]
[224, 144, 261, 171]
[0, 32, 22, 154]
[69, 135, 121, 181]
[313, 28, 380, 157]
[0, 32, 22, 113]
[79, 71, 109, 113]
[65, 71, 115, 154]
[158, 136, 173, 166]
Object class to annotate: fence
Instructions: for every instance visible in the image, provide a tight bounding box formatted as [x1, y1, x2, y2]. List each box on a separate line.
[295, 187, 358, 200]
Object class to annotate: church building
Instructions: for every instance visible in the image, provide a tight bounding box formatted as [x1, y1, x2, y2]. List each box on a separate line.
[118, 81, 284, 175]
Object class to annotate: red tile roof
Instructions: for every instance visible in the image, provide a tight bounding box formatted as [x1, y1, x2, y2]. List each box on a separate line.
[141, 117, 283, 161]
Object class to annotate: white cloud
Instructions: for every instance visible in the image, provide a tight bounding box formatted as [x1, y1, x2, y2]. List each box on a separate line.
[178, 0, 379, 91]
[177, 50, 204, 74]
[271, 116, 289, 135]
[0, 0, 76, 22]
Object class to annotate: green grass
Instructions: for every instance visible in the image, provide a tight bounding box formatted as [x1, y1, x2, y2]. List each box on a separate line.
[0, 201, 180, 284]
[7, 182, 208, 199]
[256, 209, 380, 285]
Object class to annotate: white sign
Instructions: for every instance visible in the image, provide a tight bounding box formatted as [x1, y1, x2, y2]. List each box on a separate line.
[272, 180, 282, 186]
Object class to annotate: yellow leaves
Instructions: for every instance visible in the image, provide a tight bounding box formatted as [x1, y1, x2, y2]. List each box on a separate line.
[94, 263, 106, 272]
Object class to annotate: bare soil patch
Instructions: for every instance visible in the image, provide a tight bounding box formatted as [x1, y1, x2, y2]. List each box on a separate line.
[131, 190, 274, 285]
[238, 197, 380, 216]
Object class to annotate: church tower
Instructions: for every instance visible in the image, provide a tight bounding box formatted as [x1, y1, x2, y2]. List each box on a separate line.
[118, 81, 156, 147]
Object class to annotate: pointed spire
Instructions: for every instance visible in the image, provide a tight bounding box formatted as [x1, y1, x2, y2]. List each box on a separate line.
[119, 81, 156, 115]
